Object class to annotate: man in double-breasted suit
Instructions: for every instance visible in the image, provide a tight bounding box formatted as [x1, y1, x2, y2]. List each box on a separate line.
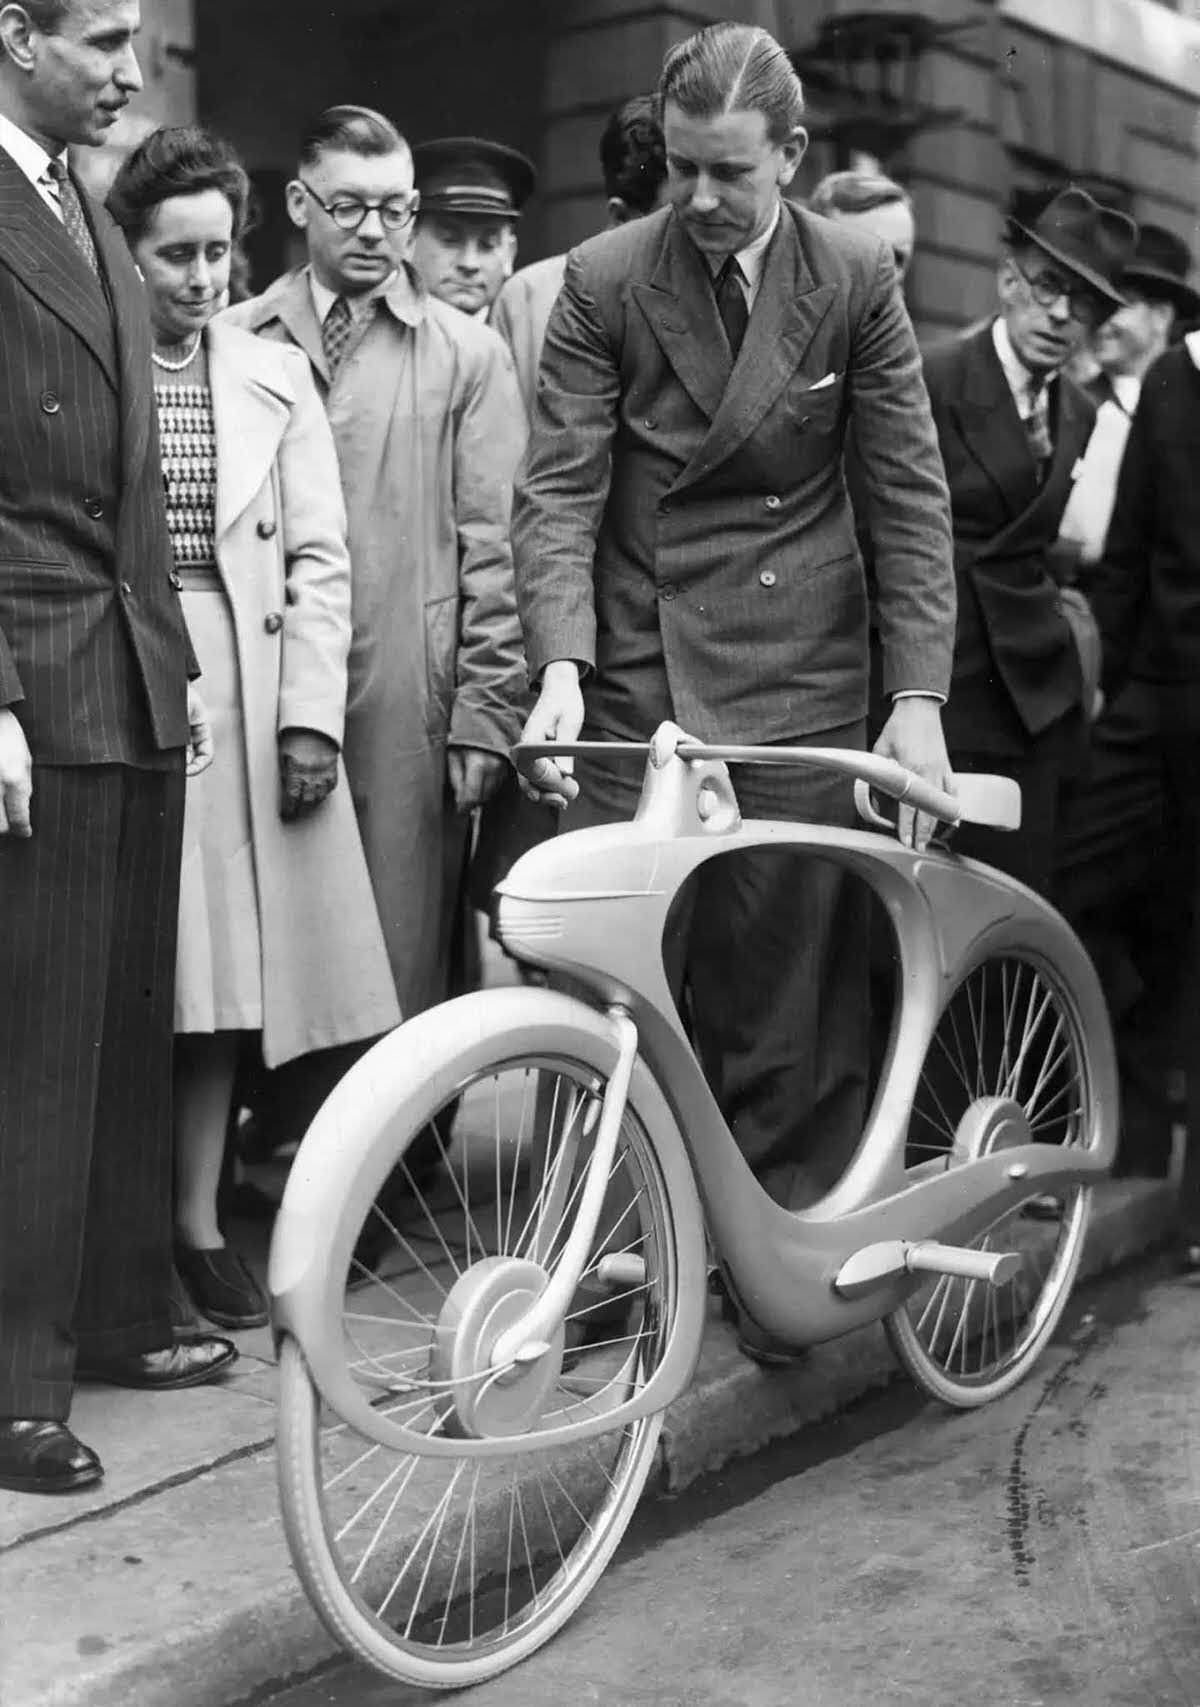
[921, 187, 1137, 893]
[0, 0, 235, 1495]
[515, 24, 955, 1355]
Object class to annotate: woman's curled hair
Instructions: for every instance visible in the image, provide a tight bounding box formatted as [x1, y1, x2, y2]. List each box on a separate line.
[106, 125, 254, 249]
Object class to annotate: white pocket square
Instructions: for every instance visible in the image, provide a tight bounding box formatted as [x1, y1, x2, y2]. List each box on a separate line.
[806, 371, 838, 392]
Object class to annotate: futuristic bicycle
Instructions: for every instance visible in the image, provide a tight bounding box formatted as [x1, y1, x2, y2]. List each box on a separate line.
[269, 722, 1117, 1690]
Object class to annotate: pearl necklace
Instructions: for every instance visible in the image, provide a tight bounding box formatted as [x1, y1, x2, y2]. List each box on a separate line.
[152, 333, 203, 372]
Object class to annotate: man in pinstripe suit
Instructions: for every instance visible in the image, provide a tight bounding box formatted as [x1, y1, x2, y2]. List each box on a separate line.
[0, 0, 236, 1496]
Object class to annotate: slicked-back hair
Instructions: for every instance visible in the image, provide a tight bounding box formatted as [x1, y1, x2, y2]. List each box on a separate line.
[18, 0, 70, 31]
[809, 169, 910, 220]
[599, 95, 667, 213]
[107, 124, 254, 248]
[657, 22, 804, 145]
[297, 104, 408, 173]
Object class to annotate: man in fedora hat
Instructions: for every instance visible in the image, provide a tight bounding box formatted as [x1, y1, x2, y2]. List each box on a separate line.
[410, 135, 535, 320]
[1059, 224, 1200, 565]
[921, 184, 1136, 894]
[1055, 226, 1200, 1215]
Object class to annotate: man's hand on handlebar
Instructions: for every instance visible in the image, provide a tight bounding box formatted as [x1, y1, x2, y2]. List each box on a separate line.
[517, 660, 584, 808]
[872, 695, 953, 852]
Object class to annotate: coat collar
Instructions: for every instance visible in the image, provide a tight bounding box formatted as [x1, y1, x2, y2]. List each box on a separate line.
[206, 318, 295, 537]
[241, 262, 428, 382]
[632, 205, 837, 491]
[954, 322, 1095, 551]
[0, 146, 117, 389]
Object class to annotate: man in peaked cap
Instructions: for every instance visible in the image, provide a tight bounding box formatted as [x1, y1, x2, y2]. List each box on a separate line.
[411, 135, 536, 319]
[921, 184, 1137, 895]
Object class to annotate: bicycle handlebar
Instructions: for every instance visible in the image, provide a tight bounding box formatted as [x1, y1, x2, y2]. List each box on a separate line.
[513, 739, 961, 825]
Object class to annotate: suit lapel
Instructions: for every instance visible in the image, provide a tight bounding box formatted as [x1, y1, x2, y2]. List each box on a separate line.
[631, 218, 729, 422]
[680, 211, 836, 492]
[952, 324, 1039, 523]
[91, 197, 156, 495]
[0, 150, 117, 389]
[208, 320, 291, 537]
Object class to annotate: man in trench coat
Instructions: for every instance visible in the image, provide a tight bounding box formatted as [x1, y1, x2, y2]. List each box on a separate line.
[229, 105, 526, 1025]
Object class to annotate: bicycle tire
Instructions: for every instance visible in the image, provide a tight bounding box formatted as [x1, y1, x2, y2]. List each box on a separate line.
[274, 991, 706, 1690]
[884, 919, 1112, 1408]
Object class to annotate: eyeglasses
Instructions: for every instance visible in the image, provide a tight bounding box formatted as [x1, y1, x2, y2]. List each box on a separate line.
[298, 179, 418, 232]
[1010, 256, 1106, 327]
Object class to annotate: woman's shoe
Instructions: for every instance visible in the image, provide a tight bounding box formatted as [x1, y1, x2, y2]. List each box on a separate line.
[175, 1243, 269, 1330]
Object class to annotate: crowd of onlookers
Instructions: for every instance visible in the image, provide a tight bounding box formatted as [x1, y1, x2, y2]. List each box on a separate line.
[1, 8, 1197, 1494]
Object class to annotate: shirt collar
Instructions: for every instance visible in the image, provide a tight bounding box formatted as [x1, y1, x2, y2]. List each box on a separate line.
[307, 265, 397, 326]
[1111, 372, 1140, 414]
[0, 112, 65, 193]
[992, 315, 1052, 411]
[732, 203, 780, 297]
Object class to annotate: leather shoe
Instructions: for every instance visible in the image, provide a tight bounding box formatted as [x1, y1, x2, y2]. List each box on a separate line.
[711, 1267, 807, 1369]
[175, 1243, 269, 1330]
[0, 1418, 103, 1494]
[76, 1332, 238, 1390]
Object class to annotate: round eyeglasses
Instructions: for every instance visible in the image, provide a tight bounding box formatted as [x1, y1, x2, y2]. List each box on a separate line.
[298, 179, 417, 233]
[1011, 257, 1107, 328]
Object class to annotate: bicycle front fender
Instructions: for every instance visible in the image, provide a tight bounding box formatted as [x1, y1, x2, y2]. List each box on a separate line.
[269, 986, 711, 1454]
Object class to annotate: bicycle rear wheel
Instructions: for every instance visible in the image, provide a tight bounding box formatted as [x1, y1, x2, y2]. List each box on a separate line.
[885, 936, 1105, 1407]
[274, 996, 705, 1690]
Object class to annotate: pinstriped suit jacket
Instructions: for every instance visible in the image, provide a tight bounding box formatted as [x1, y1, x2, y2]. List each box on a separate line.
[0, 146, 192, 763]
[513, 203, 956, 745]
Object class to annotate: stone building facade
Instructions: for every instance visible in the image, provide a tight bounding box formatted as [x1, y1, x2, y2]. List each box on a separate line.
[128, 0, 1200, 340]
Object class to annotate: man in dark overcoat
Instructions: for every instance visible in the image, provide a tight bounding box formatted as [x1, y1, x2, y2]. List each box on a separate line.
[920, 187, 1136, 895]
[513, 24, 956, 1357]
[0, 0, 235, 1496]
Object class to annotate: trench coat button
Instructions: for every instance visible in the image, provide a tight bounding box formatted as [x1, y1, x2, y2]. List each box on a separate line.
[764, 494, 781, 511]
[661, 497, 673, 514]
[120, 579, 133, 596]
[759, 570, 777, 588]
[264, 611, 283, 635]
[644, 417, 657, 430]
[40, 390, 61, 414]
[659, 583, 676, 600]
[84, 496, 104, 518]
[169, 571, 183, 592]
[256, 518, 277, 540]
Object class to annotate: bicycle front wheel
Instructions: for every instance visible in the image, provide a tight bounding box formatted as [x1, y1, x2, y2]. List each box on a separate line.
[274, 994, 705, 1690]
[885, 933, 1108, 1408]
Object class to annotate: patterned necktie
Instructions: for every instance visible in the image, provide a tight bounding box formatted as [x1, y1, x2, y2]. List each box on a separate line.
[1024, 380, 1053, 467]
[44, 159, 99, 277]
[714, 255, 749, 361]
[322, 295, 354, 379]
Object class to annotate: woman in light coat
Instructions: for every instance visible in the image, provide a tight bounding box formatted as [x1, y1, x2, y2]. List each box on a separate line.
[108, 129, 400, 1329]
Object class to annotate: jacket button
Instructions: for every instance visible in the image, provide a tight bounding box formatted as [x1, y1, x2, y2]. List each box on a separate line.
[759, 570, 777, 588]
[660, 498, 672, 514]
[264, 611, 283, 635]
[257, 519, 277, 540]
[84, 496, 103, 518]
[121, 579, 133, 596]
[764, 495, 781, 511]
[644, 417, 657, 430]
[659, 583, 676, 601]
[40, 390, 60, 414]
[169, 571, 183, 592]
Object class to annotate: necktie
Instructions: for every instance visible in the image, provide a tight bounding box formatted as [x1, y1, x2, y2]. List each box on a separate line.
[714, 255, 749, 361]
[44, 159, 99, 277]
[322, 295, 354, 379]
[1024, 381, 1053, 468]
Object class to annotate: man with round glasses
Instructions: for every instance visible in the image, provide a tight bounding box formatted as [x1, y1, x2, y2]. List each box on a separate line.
[226, 105, 525, 1158]
[921, 185, 1136, 893]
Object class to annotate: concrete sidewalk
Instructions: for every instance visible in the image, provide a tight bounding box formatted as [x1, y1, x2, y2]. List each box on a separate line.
[0, 1171, 1176, 1707]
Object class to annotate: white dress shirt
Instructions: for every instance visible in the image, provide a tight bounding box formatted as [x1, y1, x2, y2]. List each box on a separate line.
[0, 111, 67, 222]
[992, 315, 1052, 424]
